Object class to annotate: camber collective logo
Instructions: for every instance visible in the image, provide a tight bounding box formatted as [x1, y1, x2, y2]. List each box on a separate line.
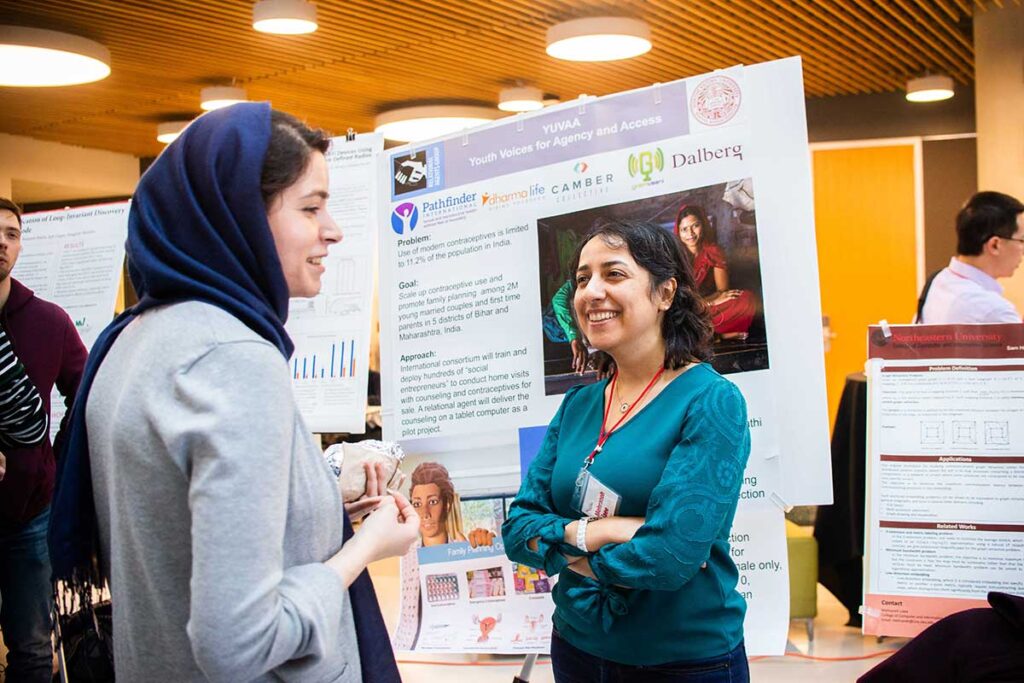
[690, 75, 741, 126]
[391, 202, 419, 235]
[627, 148, 666, 189]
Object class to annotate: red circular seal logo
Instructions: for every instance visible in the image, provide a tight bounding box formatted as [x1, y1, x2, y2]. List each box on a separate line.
[690, 75, 741, 126]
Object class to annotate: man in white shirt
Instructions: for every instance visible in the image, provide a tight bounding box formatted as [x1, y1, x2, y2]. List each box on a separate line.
[920, 191, 1024, 324]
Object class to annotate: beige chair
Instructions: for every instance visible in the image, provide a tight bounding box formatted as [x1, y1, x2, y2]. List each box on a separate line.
[786, 519, 819, 641]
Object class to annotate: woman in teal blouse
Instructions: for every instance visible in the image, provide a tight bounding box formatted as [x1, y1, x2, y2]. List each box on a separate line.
[502, 220, 751, 682]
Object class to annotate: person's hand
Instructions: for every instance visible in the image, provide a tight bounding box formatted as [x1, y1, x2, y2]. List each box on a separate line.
[352, 492, 420, 563]
[0, 450, 5, 481]
[344, 461, 388, 521]
[711, 290, 741, 305]
[467, 528, 495, 548]
[570, 339, 588, 375]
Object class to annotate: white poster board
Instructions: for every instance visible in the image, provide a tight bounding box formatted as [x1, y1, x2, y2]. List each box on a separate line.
[19, 202, 130, 439]
[381, 57, 827, 656]
[286, 133, 383, 433]
[863, 323, 1024, 637]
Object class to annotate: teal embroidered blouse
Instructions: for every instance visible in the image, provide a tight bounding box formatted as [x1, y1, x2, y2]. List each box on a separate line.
[501, 364, 751, 665]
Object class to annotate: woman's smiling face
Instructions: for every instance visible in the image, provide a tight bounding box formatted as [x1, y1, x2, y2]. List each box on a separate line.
[573, 235, 667, 357]
[266, 151, 342, 298]
[677, 214, 702, 252]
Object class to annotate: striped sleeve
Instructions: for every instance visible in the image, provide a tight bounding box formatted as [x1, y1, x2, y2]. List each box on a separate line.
[0, 325, 48, 448]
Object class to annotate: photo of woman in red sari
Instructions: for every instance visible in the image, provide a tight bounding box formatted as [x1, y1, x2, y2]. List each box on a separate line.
[674, 204, 757, 339]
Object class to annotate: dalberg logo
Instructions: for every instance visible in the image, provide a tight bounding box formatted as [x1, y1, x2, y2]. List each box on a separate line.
[627, 148, 665, 188]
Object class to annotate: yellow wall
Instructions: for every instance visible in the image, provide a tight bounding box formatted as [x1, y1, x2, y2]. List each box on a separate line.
[813, 144, 918, 423]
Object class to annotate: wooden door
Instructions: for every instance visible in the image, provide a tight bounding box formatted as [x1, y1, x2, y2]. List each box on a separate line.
[812, 143, 919, 424]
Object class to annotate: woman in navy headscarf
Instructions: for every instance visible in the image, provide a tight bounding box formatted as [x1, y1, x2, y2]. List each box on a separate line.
[49, 103, 417, 682]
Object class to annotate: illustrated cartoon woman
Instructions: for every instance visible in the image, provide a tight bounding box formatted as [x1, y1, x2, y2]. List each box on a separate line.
[409, 462, 467, 546]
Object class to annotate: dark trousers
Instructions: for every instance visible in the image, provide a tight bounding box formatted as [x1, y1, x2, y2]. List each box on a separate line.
[551, 629, 749, 683]
[0, 507, 54, 683]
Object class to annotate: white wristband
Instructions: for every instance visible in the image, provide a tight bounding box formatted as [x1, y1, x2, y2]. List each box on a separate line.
[575, 517, 591, 553]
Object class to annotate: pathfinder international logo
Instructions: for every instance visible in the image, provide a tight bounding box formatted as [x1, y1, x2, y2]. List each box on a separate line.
[391, 202, 419, 235]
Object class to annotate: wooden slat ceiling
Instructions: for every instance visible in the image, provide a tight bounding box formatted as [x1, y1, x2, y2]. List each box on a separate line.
[0, 0, 1010, 158]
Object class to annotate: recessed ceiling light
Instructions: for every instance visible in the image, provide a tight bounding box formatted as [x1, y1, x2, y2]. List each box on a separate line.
[546, 17, 651, 62]
[200, 86, 248, 111]
[156, 120, 191, 144]
[0, 25, 111, 86]
[905, 74, 954, 103]
[498, 86, 545, 112]
[253, 0, 318, 35]
[375, 105, 498, 143]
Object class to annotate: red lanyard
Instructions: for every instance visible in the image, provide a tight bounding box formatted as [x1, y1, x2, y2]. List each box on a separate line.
[584, 367, 665, 468]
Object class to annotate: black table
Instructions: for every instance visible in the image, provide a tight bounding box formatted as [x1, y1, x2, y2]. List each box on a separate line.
[814, 372, 867, 627]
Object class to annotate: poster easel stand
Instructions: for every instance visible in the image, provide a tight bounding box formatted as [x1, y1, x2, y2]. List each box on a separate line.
[513, 652, 538, 682]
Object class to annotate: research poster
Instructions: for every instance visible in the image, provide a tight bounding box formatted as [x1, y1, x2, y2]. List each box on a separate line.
[19, 202, 130, 440]
[381, 58, 826, 656]
[285, 133, 383, 433]
[863, 324, 1024, 637]
[392, 466, 556, 654]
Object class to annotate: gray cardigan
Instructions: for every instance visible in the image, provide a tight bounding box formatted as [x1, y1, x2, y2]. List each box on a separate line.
[88, 301, 361, 682]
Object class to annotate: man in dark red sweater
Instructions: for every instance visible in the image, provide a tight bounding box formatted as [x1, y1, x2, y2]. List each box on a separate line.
[0, 198, 87, 682]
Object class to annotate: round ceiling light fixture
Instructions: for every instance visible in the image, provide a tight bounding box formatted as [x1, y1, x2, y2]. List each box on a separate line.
[375, 105, 498, 143]
[200, 85, 248, 111]
[0, 25, 111, 86]
[498, 85, 545, 112]
[252, 0, 318, 35]
[905, 74, 954, 103]
[156, 120, 191, 144]
[546, 17, 651, 62]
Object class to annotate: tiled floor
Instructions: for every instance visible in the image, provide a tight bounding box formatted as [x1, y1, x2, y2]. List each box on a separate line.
[366, 558, 909, 683]
[0, 561, 908, 682]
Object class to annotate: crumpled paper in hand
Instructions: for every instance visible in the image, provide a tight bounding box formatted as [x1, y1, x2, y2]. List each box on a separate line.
[323, 440, 405, 502]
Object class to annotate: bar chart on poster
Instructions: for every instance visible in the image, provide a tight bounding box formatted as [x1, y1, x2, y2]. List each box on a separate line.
[286, 133, 383, 432]
[291, 336, 359, 380]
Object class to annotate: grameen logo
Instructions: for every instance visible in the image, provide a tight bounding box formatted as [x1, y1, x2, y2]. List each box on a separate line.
[627, 148, 665, 182]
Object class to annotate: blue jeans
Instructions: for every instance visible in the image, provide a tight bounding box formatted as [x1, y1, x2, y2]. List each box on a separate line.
[0, 507, 54, 682]
[551, 629, 749, 683]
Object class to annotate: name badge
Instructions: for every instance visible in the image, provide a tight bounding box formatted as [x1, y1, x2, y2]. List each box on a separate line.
[571, 469, 622, 518]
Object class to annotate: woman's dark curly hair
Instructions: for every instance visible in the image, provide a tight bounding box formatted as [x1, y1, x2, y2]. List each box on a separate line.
[567, 219, 714, 371]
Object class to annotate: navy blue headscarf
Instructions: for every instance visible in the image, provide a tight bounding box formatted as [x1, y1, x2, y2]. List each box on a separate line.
[50, 103, 400, 683]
